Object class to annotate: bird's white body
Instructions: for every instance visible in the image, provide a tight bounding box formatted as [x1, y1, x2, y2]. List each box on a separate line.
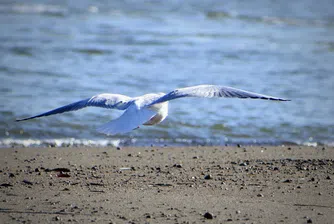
[143, 102, 169, 125]
[137, 93, 169, 126]
[16, 85, 289, 135]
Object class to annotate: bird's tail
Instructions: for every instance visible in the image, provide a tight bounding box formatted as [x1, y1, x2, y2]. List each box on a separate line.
[97, 105, 156, 135]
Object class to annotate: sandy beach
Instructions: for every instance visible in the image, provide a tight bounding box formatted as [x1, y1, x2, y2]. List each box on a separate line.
[0, 145, 333, 223]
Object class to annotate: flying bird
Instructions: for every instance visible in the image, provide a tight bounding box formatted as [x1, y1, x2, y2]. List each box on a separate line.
[16, 85, 289, 135]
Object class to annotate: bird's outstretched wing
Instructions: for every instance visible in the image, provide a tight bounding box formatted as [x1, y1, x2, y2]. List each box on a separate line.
[149, 85, 290, 106]
[96, 103, 156, 135]
[16, 94, 133, 122]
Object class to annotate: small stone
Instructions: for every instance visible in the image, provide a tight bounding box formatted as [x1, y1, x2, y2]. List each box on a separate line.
[325, 176, 331, 180]
[22, 180, 33, 185]
[204, 212, 214, 219]
[174, 164, 183, 168]
[283, 179, 292, 183]
[116, 147, 121, 150]
[56, 172, 70, 178]
[227, 218, 233, 221]
[236, 210, 241, 214]
[257, 193, 264, 197]
[0, 183, 13, 187]
[54, 216, 60, 221]
[307, 218, 313, 223]
[204, 174, 213, 180]
[8, 173, 15, 178]
[91, 166, 99, 171]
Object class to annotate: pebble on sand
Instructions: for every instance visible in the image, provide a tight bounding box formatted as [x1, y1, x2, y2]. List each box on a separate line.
[204, 212, 214, 219]
[204, 174, 213, 180]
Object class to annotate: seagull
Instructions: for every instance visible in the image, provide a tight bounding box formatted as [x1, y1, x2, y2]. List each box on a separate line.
[16, 85, 289, 135]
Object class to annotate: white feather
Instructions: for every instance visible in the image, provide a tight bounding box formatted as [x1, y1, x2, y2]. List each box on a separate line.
[96, 103, 156, 135]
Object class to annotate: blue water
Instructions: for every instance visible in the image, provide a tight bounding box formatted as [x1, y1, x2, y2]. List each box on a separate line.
[1, 0, 334, 147]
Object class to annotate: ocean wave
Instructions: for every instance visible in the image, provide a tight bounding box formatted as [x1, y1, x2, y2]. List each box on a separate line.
[0, 138, 121, 148]
[0, 3, 68, 16]
[206, 10, 333, 27]
[1, 137, 332, 148]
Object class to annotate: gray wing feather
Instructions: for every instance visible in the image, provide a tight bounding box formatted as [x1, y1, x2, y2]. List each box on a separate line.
[149, 85, 290, 106]
[16, 94, 132, 122]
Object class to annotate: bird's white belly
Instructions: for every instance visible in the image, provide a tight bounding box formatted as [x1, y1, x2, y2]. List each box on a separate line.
[143, 102, 168, 126]
[143, 113, 164, 125]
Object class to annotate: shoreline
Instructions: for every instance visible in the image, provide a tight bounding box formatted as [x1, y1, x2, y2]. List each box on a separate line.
[0, 140, 328, 149]
[1, 137, 330, 149]
[1, 145, 333, 223]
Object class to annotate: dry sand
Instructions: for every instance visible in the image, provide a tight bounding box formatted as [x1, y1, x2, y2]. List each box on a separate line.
[0, 145, 333, 224]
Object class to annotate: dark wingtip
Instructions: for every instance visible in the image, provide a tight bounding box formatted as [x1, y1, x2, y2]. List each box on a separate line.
[16, 117, 32, 122]
[263, 97, 291, 101]
[266, 97, 291, 101]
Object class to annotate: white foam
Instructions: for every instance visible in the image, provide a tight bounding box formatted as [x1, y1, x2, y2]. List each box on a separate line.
[10, 3, 67, 15]
[0, 138, 120, 148]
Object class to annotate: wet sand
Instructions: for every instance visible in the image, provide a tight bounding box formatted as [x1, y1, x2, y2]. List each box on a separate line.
[0, 145, 333, 223]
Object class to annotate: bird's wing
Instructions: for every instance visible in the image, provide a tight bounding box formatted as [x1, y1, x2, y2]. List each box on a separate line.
[16, 94, 133, 121]
[148, 85, 290, 106]
[96, 103, 156, 135]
